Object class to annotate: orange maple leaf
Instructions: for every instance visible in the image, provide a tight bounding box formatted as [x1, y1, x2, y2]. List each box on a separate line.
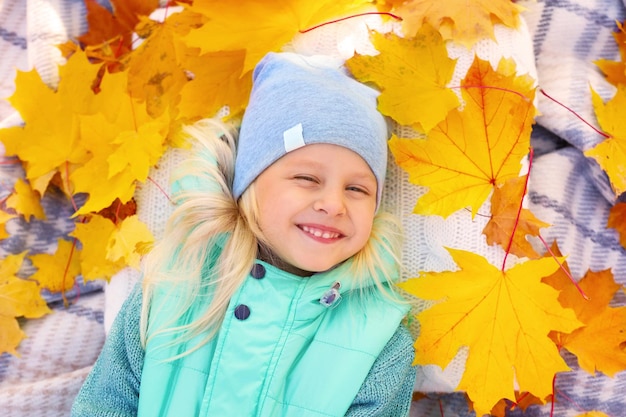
[81, 0, 159, 46]
[97, 198, 137, 223]
[584, 86, 626, 197]
[0, 252, 51, 356]
[346, 26, 459, 132]
[608, 202, 626, 249]
[60, 0, 160, 64]
[183, 0, 375, 73]
[483, 175, 550, 258]
[547, 269, 626, 377]
[596, 21, 626, 87]
[389, 0, 523, 47]
[390, 56, 536, 218]
[399, 249, 581, 417]
[29, 239, 81, 294]
[490, 392, 545, 417]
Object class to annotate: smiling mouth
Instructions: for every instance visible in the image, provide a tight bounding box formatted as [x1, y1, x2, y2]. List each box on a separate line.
[300, 225, 342, 239]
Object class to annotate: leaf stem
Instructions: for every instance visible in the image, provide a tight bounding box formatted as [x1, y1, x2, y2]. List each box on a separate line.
[510, 392, 530, 411]
[65, 161, 79, 213]
[501, 147, 534, 271]
[0, 156, 20, 165]
[553, 386, 586, 414]
[115, 199, 122, 224]
[299, 12, 403, 33]
[62, 237, 78, 307]
[539, 88, 610, 139]
[451, 84, 532, 102]
[147, 175, 174, 205]
[114, 36, 125, 59]
[537, 235, 589, 300]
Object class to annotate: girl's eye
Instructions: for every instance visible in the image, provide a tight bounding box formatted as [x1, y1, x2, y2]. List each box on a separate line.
[346, 186, 369, 194]
[294, 175, 318, 183]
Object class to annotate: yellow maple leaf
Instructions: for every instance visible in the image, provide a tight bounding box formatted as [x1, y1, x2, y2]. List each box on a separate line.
[70, 86, 169, 216]
[0, 50, 102, 184]
[106, 215, 154, 268]
[5, 178, 45, 222]
[70, 214, 127, 281]
[547, 269, 626, 377]
[483, 175, 550, 258]
[390, 56, 536, 218]
[346, 26, 459, 132]
[29, 171, 58, 196]
[178, 50, 252, 121]
[575, 412, 611, 417]
[30, 239, 81, 293]
[584, 86, 626, 197]
[70, 153, 137, 217]
[184, 0, 374, 73]
[399, 249, 581, 416]
[108, 120, 168, 181]
[126, 15, 193, 118]
[390, 0, 523, 47]
[0, 252, 51, 356]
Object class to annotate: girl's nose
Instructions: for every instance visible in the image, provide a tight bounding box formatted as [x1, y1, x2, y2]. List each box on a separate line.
[313, 189, 347, 216]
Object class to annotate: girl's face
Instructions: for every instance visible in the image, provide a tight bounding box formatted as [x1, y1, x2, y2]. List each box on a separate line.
[254, 143, 378, 276]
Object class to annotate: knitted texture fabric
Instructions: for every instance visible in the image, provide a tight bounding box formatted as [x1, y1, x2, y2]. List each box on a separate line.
[70, 286, 144, 417]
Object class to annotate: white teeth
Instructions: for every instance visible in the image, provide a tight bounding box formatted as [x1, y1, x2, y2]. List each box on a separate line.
[302, 225, 339, 239]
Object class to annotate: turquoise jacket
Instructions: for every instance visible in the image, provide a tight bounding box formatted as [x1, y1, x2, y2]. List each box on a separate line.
[138, 258, 411, 416]
[71, 261, 416, 416]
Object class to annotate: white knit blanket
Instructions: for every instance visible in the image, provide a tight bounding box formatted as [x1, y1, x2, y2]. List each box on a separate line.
[1, 1, 625, 417]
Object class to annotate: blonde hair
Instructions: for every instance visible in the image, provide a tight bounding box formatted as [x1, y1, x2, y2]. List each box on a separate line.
[140, 118, 403, 356]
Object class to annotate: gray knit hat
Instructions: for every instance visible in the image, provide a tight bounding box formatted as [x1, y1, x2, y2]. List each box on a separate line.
[232, 52, 389, 206]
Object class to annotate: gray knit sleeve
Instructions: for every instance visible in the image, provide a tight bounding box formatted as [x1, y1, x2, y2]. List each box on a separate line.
[346, 324, 417, 417]
[71, 284, 144, 417]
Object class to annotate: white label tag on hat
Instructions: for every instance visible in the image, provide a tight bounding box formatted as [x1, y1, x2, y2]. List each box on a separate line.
[283, 123, 305, 153]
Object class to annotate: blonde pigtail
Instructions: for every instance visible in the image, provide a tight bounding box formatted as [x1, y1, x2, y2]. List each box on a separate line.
[140, 118, 258, 355]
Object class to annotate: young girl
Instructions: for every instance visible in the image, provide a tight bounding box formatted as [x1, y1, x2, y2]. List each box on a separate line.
[72, 52, 416, 417]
